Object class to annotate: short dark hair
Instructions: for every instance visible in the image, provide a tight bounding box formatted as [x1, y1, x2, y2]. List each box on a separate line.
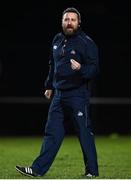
[62, 7, 81, 24]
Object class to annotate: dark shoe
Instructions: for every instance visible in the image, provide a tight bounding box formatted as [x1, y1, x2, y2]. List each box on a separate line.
[15, 165, 41, 177]
[86, 173, 97, 178]
[84, 171, 98, 178]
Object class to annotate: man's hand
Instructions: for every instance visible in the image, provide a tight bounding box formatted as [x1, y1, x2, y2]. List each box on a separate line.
[44, 90, 53, 99]
[70, 59, 81, 70]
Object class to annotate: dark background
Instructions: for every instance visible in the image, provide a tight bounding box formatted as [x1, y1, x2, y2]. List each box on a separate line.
[0, 0, 131, 135]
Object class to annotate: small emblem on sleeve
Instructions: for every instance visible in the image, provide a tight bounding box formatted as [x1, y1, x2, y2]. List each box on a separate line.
[53, 45, 57, 50]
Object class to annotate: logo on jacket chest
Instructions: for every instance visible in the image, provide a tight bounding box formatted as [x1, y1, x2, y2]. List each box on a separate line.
[70, 50, 76, 55]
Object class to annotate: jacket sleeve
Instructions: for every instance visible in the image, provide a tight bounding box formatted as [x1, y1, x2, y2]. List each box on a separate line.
[44, 44, 54, 90]
[79, 40, 99, 80]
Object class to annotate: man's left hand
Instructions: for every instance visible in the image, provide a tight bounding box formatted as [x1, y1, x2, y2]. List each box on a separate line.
[70, 59, 81, 70]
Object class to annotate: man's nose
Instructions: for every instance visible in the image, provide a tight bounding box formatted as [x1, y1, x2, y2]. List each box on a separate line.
[68, 20, 71, 24]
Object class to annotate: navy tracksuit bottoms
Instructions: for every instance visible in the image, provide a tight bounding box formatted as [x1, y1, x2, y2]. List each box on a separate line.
[31, 86, 98, 176]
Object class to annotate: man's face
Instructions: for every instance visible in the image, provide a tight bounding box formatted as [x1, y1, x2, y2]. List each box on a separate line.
[62, 12, 79, 36]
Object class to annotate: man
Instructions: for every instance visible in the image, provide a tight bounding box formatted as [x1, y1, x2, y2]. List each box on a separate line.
[16, 7, 99, 178]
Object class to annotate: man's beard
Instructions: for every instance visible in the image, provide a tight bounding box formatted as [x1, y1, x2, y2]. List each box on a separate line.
[63, 25, 78, 36]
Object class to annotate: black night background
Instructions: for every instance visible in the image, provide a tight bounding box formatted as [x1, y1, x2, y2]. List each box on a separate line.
[0, 0, 131, 136]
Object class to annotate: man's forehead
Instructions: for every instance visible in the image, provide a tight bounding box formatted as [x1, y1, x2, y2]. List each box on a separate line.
[63, 12, 78, 19]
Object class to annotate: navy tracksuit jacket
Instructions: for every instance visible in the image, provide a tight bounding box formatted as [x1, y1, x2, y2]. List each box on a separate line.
[31, 28, 99, 176]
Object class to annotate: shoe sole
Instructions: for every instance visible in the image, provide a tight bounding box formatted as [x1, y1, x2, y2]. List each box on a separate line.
[15, 166, 35, 178]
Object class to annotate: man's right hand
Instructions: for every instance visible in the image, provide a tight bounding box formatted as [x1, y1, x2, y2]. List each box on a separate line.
[44, 90, 53, 99]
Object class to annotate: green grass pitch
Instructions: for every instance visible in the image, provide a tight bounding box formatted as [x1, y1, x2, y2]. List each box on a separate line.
[0, 135, 131, 179]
